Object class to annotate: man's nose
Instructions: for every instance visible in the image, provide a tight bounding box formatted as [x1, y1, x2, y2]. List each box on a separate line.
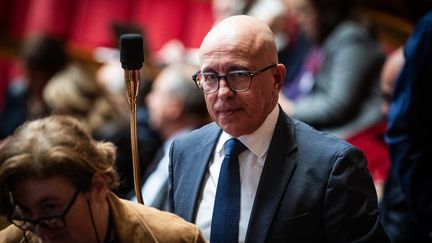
[217, 78, 234, 97]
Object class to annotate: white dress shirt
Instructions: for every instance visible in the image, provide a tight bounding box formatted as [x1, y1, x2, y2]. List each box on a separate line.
[195, 105, 279, 242]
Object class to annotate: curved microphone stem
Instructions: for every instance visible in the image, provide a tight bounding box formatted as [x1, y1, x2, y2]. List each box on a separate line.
[125, 69, 144, 204]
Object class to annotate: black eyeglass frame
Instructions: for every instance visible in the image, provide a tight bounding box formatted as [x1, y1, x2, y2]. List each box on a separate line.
[8, 189, 81, 231]
[192, 64, 277, 94]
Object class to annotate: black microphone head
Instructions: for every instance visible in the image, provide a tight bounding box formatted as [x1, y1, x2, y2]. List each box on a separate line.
[120, 33, 144, 70]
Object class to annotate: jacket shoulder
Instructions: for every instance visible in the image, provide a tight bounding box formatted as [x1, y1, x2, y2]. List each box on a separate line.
[293, 118, 354, 149]
[109, 193, 205, 243]
[291, 118, 366, 164]
[175, 122, 219, 144]
[131, 203, 203, 242]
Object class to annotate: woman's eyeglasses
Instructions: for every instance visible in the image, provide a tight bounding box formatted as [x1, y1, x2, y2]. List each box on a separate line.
[8, 189, 81, 231]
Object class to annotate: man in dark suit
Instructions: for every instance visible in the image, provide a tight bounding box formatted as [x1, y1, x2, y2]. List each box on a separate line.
[168, 15, 388, 242]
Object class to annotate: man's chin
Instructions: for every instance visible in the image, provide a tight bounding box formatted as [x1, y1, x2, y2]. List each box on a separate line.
[219, 123, 248, 137]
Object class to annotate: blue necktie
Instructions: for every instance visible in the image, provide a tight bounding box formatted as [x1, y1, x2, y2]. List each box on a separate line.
[211, 138, 247, 243]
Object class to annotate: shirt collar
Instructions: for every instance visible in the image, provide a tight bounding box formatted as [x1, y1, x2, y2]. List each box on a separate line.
[217, 105, 279, 158]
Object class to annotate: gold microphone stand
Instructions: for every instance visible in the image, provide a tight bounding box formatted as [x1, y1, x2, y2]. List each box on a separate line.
[124, 69, 144, 204]
[120, 33, 145, 204]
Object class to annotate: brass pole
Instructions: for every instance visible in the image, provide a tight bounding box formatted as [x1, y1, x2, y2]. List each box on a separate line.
[125, 69, 144, 204]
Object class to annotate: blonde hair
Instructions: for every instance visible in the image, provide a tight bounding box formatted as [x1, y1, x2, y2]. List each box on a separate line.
[0, 115, 119, 216]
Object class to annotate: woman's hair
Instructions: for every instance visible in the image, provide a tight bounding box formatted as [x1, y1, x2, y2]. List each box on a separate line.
[0, 115, 119, 216]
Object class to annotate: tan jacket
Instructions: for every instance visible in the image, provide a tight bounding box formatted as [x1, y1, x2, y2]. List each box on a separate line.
[0, 192, 206, 243]
[0, 216, 9, 231]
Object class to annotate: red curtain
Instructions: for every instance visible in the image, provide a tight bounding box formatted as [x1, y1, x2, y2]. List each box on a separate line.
[0, 0, 214, 52]
[0, 0, 214, 111]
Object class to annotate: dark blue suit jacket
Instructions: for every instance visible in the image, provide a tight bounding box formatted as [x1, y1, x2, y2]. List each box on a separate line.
[381, 11, 432, 242]
[169, 109, 388, 242]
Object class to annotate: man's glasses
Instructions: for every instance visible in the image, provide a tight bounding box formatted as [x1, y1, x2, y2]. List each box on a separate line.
[192, 64, 276, 94]
[8, 189, 80, 231]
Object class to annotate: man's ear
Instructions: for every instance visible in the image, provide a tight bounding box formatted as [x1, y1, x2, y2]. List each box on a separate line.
[273, 64, 286, 91]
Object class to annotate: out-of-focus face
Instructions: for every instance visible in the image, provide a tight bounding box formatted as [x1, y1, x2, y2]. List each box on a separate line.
[379, 47, 404, 115]
[284, 0, 318, 41]
[146, 72, 174, 132]
[199, 16, 285, 137]
[9, 176, 99, 243]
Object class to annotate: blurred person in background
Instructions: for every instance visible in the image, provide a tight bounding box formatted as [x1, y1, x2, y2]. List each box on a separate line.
[279, 0, 386, 139]
[347, 46, 405, 201]
[42, 64, 125, 139]
[0, 115, 205, 243]
[0, 34, 68, 139]
[380, 11, 432, 243]
[379, 47, 404, 116]
[131, 63, 209, 210]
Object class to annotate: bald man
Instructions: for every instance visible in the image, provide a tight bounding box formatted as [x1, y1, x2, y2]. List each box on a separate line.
[169, 15, 389, 242]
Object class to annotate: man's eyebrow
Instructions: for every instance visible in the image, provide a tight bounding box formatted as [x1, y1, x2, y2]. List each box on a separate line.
[229, 65, 249, 71]
[201, 65, 249, 73]
[201, 68, 217, 73]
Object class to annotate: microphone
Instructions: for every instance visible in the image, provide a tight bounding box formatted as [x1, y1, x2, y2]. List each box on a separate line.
[119, 33, 144, 204]
[120, 33, 144, 106]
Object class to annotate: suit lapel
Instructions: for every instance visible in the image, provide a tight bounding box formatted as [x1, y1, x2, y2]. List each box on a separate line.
[245, 110, 298, 243]
[173, 124, 221, 222]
